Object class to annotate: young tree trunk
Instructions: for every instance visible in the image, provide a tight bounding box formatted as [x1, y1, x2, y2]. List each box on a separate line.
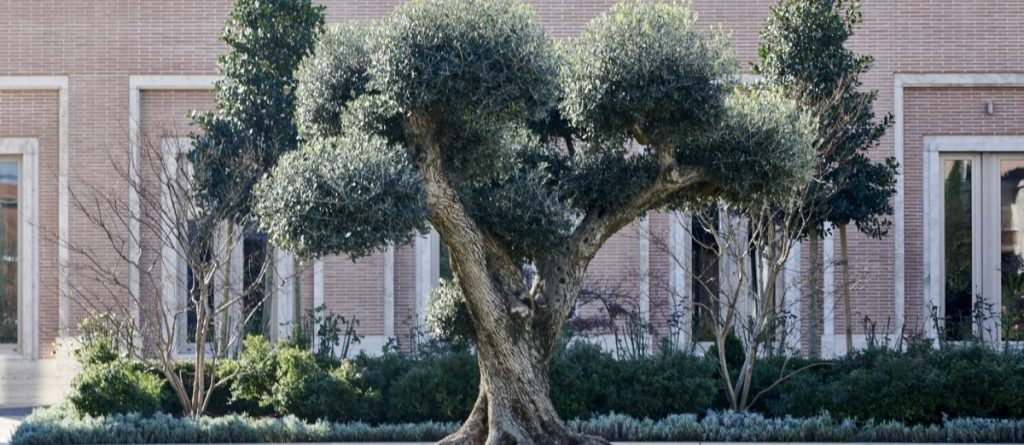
[807, 229, 820, 358]
[839, 224, 854, 354]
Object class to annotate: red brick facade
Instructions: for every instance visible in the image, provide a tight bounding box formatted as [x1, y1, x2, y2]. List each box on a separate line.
[2, 1, 1023, 401]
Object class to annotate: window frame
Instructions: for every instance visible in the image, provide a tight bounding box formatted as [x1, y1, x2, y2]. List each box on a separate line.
[0, 138, 38, 359]
[159, 137, 244, 357]
[926, 136, 1024, 345]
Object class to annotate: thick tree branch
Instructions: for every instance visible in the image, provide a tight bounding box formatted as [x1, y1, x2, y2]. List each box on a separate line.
[405, 114, 531, 343]
[533, 150, 704, 353]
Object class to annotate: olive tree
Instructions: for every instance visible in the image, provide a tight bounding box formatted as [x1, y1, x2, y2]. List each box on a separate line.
[256, 1, 815, 443]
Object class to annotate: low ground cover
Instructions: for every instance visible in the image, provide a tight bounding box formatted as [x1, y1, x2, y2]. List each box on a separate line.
[14, 404, 1024, 445]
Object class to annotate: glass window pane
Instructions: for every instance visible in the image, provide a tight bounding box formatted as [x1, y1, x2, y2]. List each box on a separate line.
[185, 221, 214, 345]
[999, 160, 1024, 341]
[692, 209, 719, 343]
[242, 232, 269, 338]
[0, 162, 17, 345]
[439, 240, 453, 282]
[944, 159, 973, 341]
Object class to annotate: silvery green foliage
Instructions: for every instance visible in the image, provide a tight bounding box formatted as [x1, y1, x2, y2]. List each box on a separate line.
[369, 0, 558, 125]
[254, 132, 427, 259]
[560, 1, 736, 145]
[259, 0, 814, 262]
[672, 87, 817, 208]
[455, 126, 572, 260]
[426, 278, 476, 342]
[294, 24, 372, 140]
[16, 406, 1024, 444]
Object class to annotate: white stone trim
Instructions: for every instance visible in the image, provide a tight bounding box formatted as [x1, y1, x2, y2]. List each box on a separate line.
[0, 77, 68, 344]
[894, 73, 1024, 339]
[636, 217, 650, 339]
[0, 139, 39, 359]
[926, 135, 1024, 153]
[348, 335, 389, 358]
[312, 259, 324, 351]
[414, 230, 440, 329]
[273, 250, 295, 341]
[783, 241, 802, 352]
[822, 227, 836, 357]
[383, 245, 395, 339]
[668, 212, 691, 347]
[129, 75, 218, 339]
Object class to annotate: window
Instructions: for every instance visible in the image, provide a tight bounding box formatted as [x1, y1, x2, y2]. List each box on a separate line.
[691, 211, 720, 343]
[939, 152, 1024, 342]
[0, 160, 19, 346]
[942, 157, 976, 340]
[242, 230, 270, 337]
[160, 138, 243, 354]
[0, 138, 37, 358]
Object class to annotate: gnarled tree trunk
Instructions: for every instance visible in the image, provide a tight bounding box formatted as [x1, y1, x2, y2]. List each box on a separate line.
[439, 322, 601, 444]
[408, 116, 610, 444]
[408, 116, 701, 444]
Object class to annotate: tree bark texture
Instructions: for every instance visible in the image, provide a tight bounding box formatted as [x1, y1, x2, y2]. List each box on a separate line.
[406, 116, 704, 444]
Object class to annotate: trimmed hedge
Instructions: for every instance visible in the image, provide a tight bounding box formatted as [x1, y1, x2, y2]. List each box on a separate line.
[67, 336, 1024, 426]
[14, 405, 1024, 445]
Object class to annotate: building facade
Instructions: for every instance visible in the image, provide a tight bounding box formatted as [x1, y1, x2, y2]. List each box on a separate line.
[1, 0, 1023, 406]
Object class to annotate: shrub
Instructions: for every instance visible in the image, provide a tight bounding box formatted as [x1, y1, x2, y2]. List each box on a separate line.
[425, 278, 475, 343]
[549, 342, 717, 420]
[64, 331, 1024, 426]
[231, 335, 365, 422]
[352, 344, 478, 423]
[68, 361, 164, 417]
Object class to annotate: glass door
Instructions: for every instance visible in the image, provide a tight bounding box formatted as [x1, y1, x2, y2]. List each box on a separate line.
[941, 155, 980, 341]
[941, 153, 1024, 343]
[994, 156, 1024, 341]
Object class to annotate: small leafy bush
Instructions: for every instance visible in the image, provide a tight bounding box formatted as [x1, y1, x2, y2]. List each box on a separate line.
[751, 345, 1024, 424]
[352, 344, 478, 423]
[230, 335, 365, 422]
[68, 361, 164, 417]
[549, 341, 716, 420]
[425, 278, 475, 343]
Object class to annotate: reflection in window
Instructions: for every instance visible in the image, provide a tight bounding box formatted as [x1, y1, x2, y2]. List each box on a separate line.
[242, 231, 270, 338]
[439, 239, 454, 282]
[1000, 160, 1024, 341]
[0, 162, 17, 345]
[692, 210, 720, 343]
[183, 222, 214, 345]
[944, 159, 973, 341]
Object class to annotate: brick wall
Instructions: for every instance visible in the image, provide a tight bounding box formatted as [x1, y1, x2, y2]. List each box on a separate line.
[0, 0, 1022, 362]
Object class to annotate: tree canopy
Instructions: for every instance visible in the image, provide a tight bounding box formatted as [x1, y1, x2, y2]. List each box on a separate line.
[256, 0, 817, 264]
[254, 0, 819, 441]
[190, 0, 325, 222]
[755, 0, 898, 238]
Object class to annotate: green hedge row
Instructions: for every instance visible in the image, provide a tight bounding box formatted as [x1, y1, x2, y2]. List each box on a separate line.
[15, 405, 1024, 445]
[69, 336, 1024, 425]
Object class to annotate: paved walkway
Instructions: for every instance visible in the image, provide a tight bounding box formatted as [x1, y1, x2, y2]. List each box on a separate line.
[0, 408, 29, 445]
